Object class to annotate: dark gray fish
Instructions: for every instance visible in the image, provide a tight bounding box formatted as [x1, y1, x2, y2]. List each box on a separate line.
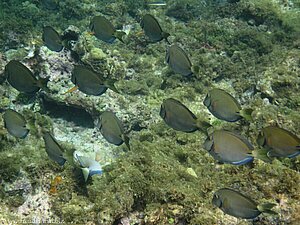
[204, 130, 254, 165]
[71, 65, 118, 96]
[75, 154, 103, 182]
[160, 98, 199, 132]
[43, 132, 66, 166]
[42, 26, 63, 52]
[90, 15, 125, 43]
[166, 44, 193, 76]
[204, 88, 243, 122]
[97, 111, 130, 149]
[213, 188, 276, 219]
[257, 126, 300, 158]
[140, 14, 170, 43]
[3, 109, 29, 138]
[5, 60, 46, 94]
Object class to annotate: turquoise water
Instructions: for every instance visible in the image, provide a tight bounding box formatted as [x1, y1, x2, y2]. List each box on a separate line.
[0, 0, 299, 224]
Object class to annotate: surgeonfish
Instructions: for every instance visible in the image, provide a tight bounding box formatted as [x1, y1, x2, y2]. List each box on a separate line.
[140, 14, 170, 43]
[166, 44, 193, 76]
[75, 154, 103, 182]
[70, 65, 118, 96]
[257, 126, 300, 158]
[97, 111, 130, 150]
[2, 109, 29, 138]
[90, 15, 126, 43]
[203, 88, 252, 122]
[204, 130, 254, 165]
[4, 60, 48, 94]
[160, 98, 210, 133]
[212, 188, 276, 219]
[42, 26, 63, 52]
[43, 132, 66, 166]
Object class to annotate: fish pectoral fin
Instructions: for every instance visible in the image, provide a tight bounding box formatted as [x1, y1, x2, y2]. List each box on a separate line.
[65, 86, 78, 94]
[239, 108, 253, 122]
[221, 198, 229, 209]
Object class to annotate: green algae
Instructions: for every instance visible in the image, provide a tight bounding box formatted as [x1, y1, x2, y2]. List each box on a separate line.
[41, 125, 297, 224]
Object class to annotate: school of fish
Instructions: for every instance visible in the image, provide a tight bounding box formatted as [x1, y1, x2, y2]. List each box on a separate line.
[1, 12, 299, 220]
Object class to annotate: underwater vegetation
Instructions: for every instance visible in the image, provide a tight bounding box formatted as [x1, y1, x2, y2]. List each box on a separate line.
[0, 0, 300, 224]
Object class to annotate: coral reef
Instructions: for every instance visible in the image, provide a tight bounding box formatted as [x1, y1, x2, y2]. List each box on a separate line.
[0, 0, 299, 224]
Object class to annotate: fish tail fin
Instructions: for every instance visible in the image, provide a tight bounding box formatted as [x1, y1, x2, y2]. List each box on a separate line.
[38, 77, 50, 92]
[257, 203, 277, 215]
[122, 134, 130, 150]
[63, 148, 76, 166]
[0, 72, 6, 84]
[239, 108, 253, 122]
[104, 79, 119, 93]
[196, 119, 212, 135]
[192, 65, 200, 75]
[81, 168, 90, 182]
[163, 32, 171, 44]
[252, 149, 272, 163]
[114, 31, 126, 43]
